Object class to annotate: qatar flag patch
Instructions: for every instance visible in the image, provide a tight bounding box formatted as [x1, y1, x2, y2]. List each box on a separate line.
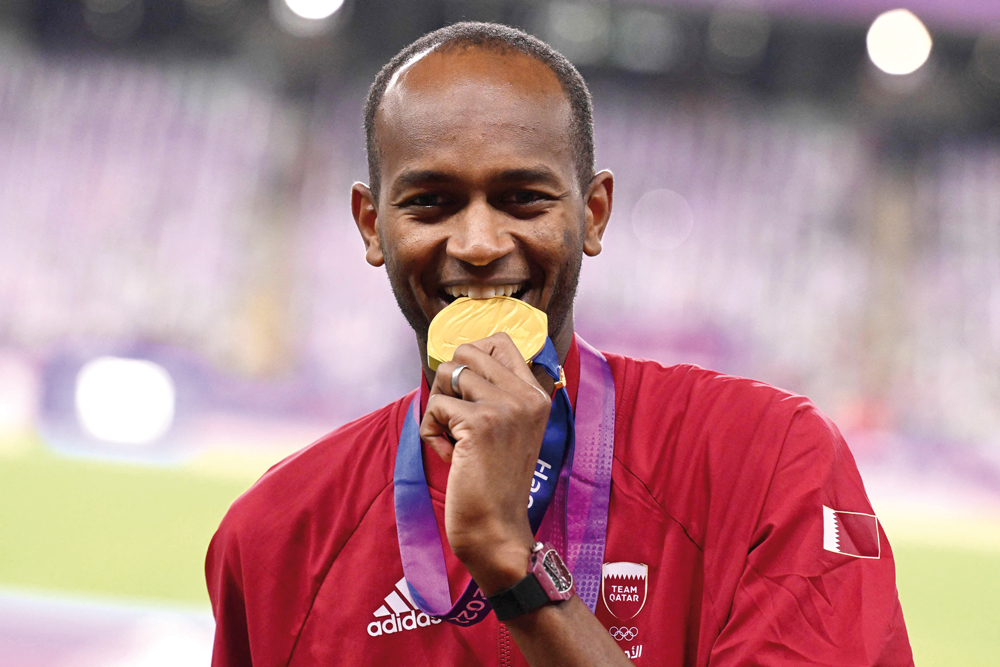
[823, 506, 880, 559]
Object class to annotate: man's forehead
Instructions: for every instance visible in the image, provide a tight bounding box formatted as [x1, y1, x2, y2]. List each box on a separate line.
[387, 46, 564, 98]
[375, 47, 574, 180]
[378, 48, 570, 136]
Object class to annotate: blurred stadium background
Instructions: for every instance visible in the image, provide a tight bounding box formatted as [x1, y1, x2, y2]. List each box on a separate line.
[1, 0, 998, 664]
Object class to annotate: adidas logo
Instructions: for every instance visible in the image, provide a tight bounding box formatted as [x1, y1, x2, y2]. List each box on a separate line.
[367, 577, 443, 637]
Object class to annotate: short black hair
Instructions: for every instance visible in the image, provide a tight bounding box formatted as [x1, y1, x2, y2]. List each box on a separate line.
[363, 21, 595, 199]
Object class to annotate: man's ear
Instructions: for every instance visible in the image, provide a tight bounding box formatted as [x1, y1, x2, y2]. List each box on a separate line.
[352, 183, 384, 267]
[583, 170, 613, 257]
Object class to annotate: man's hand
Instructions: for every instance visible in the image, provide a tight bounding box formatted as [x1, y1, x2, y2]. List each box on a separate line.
[419, 332, 551, 595]
[420, 332, 633, 666]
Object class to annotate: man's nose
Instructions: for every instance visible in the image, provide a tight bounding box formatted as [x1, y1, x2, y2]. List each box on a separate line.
[446, 198, 515, 266]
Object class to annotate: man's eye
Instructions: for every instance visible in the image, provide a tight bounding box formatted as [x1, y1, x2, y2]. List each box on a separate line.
[405, 194, 448, 208]
[507, 191, 547, 205]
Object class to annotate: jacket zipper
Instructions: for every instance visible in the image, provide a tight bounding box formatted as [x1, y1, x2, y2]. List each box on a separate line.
[498, 623, 512, 667]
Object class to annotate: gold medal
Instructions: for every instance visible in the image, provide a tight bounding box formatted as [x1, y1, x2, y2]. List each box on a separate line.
[427, 297, 548, 371]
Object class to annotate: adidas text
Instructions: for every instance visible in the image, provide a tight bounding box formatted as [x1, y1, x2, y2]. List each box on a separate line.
[367, 610, 441, 637]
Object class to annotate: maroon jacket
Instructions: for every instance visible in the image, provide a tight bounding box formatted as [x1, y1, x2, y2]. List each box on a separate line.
[207, 338, 913, 666]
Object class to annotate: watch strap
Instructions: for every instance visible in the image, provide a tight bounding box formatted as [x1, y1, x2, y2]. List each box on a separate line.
[487, 573, 552, 621]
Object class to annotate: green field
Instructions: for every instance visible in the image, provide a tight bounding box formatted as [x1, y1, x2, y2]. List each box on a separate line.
[1, 439, 998, 665]
[895, 547, 1000, 666]
[0, 440, 249, 603]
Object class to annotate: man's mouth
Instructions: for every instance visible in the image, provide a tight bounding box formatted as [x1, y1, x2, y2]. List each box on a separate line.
[440, 282, 529, 303]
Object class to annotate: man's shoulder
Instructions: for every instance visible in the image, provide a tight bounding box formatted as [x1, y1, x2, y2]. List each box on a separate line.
[215, 392, 414, 546]
[601, 351, 844, 544]
[204, 392, 417, 664]
[604, 351, 811, 426]
[601, 351, 832, 485]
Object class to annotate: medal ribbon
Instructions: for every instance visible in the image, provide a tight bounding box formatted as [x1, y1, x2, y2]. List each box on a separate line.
[394, 335, 615, 625]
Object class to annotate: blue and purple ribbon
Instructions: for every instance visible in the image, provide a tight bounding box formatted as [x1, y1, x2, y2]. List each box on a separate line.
[393, 335, 615, 625]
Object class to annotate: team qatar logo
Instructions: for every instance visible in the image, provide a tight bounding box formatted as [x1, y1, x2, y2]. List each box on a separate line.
[601, 562, 648, 620]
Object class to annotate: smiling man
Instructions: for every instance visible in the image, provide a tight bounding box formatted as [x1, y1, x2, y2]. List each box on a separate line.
[206, 22, 913, 667]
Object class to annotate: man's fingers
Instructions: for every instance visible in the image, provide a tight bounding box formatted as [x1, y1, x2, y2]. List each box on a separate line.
[440, 348, 548, 407]
[459, 333, 538, 385]
[420, 393, 465, 462]
[463, 335, 552, 402]
[472, 333, 552, 400]
[448, 335, 547, 402]
[424, 432, 455, 463]
[432, 359, 499, 403]
[427, 334, 552, 435]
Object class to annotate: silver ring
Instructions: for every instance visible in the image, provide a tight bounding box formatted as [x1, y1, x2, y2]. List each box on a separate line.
[451, 364, 468, 395]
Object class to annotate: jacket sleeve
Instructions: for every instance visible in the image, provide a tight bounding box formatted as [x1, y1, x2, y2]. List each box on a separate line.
[708, 406, 914, 666]
[206, 517, 254, 667]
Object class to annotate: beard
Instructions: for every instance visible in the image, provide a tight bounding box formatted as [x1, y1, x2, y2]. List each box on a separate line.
[542, 238, 582, 344]
[383, 252, 434, 350]
[381, 233, 584, 352]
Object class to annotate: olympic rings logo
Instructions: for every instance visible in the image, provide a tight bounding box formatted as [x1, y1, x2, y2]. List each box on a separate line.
[609, 626, 639, 642]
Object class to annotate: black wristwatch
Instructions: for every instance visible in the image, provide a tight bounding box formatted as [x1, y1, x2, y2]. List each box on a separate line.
[487, 542, 575, 621]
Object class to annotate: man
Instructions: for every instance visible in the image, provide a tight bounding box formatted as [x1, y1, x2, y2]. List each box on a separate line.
[207, 22, 913, 666]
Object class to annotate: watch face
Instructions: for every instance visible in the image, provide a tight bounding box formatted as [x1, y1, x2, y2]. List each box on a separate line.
[541, 549, 574, 594]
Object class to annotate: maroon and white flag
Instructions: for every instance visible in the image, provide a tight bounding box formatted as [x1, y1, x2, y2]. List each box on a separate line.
[823, 506, 880, 559]
[601, 562, 648, 620]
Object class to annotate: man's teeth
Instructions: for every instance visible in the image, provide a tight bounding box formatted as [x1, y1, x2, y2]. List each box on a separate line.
[443, 284, 526, 299]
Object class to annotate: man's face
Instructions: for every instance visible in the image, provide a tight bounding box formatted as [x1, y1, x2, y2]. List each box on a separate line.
[353, 47, 611, 360]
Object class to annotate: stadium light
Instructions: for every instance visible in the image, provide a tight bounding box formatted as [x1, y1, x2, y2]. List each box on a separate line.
[707, 8, 770, 72]
[542, 1, 612, 66]
[866, 9, 932, 76]
[283, 0, 344, 20]
[75, 357, 176, 446]
[612, 7, 684, 74]
[631, 189, 695, 251]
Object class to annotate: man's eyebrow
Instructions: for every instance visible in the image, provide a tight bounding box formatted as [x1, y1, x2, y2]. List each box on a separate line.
[494, 167, 564, 188]
[389, 166, 567, 199]
[392, 169, 458, 190]
[390, 170, 456, 195]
